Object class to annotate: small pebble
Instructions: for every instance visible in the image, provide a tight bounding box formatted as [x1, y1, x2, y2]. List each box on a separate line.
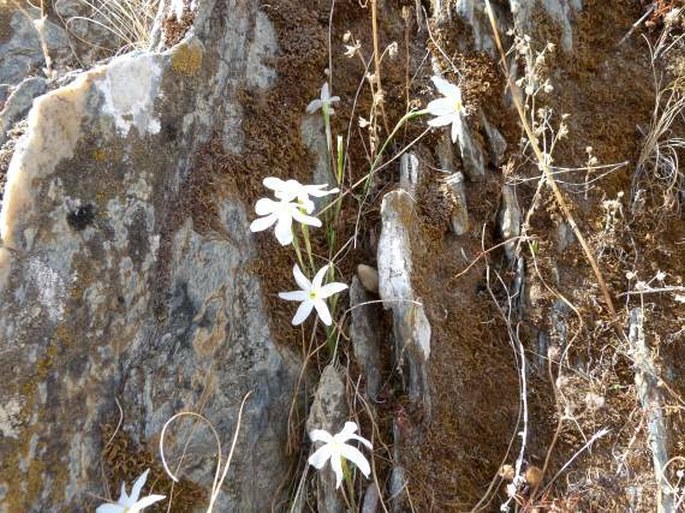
[357, 264, 379, 294]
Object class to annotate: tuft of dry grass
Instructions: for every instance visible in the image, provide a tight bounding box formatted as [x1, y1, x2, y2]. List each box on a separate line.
[57, 0, 160, 55]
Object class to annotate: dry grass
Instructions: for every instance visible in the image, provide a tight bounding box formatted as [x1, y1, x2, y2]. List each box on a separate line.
[56, 0, 160, 55]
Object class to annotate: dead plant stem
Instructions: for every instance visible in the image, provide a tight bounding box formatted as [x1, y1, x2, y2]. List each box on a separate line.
[484, 0, 618, 322]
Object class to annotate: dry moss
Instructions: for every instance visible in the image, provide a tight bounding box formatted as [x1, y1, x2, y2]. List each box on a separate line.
[99, 423, 207, 512]
[170, 41, 203, 76]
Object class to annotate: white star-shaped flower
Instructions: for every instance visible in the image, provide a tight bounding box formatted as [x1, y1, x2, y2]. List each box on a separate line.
[249, 196, 322, 246]
[96, 469, 165, 513]
[306, 82, 340, 115]
[278, 264, 348, 325]
[263, 177, 339, 206]
[427, 75, 465, 143]
[308, 421, 373, 489]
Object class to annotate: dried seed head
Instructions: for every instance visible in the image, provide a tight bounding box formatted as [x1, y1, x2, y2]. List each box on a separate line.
[498, 464, 516, 481]
[525, 466, 543, 487]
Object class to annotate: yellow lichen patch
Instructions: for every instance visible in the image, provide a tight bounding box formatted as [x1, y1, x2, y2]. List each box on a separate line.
[171, 42, 204, 75]
[93, 148, 107, 161]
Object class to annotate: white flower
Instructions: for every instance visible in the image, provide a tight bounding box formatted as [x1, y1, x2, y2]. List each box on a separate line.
[427, 75, 464, 143]
[263, 177, 339, 206]
[306, 82, 340, 115]
[249, 197, 322, 246]
[96, 469, 165, 513]
[308, 421, 373, 489]
[278, 264, 348, 325]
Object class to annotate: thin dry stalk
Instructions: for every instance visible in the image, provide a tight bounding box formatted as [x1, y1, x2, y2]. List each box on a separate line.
[483, 0, 618, 322]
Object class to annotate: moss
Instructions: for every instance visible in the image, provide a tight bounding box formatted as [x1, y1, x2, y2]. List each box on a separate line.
[171, 42, 203, 76]
[99, 423, 207, 511]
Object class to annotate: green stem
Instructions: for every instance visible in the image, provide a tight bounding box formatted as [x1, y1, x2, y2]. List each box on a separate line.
[291, 231, 306, 272]
[300, 224, 316, 273]
[341, 459, 357, 511]
[364, 108, 428, 192]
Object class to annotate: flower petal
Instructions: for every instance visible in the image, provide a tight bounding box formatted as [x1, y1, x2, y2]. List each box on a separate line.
[427, 113, 457, 128]
[345, 433, 373, 450]
[129, 469, 149, 502]
[337, 421, 359, 439]
[309, 428, 334, 444]
[313, 299, 333, 325]
[312, 265, 330, 289]
[426, 97, 455, 116]
[340, 444, 371, 478]
[451, 116, 461, 144]
[318, 282, 348, 299]
[303, 184, 339, 197]
[274, 215, 294, 246]
[249, 214, 277, 233]
[431, 75, 461, 100]
[291, 209, 322, 228]
[276, 179, 304, 201]
[308, 444, 333, 469]
[293, 264, 311, 291]
[321, 82, 330, 101]
[263, 176, 287, 192]
[128, 495, 166, 513]
[330, 449, 344, 489]
[96, 504, 125, 513]
[306, 99, 322, 114]
[255, 197, 278, 216]
[292, 300, 315, 325]
[117, 480, 129, 503]
[278, 290, 309, 301]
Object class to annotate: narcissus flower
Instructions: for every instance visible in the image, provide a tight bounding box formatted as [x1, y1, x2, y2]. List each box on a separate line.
[263, 177, 339, 206]
[249, 197, 322, 246]
[278, 264, 348, 325]
[306, 82, 340, 115]
[96, 469, 165, 513]
[427, 75, 465, 143]
[308, 421, 373, 489]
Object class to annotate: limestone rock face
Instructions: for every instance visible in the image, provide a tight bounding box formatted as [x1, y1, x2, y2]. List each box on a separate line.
[0, 1, 300, 511]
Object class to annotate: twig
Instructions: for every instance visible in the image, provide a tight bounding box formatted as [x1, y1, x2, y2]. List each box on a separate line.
[618, 2, 656, 47]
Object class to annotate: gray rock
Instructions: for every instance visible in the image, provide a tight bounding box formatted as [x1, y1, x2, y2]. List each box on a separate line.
[435, 135, 470, 236]
[399, 152, 420, 194]
[556, 220, 575, 252]
[454, 114, 485, 181]
[445, 172, 469, 236]
[301, 115, 337, 209]
[480, 111, 507, 166]
[0, 2, 301, 511]
[378, 190, 431, 418]
[357, 263, 379, 294]
[510, 0, 583, 52]
[0, 5, 69, 85]
[350, 276, 382, 398]
[498, 184, 521, 262]
[0, 77, 47, 147]
[306, 365, 347, 513]
[453, 0, 501, 55]
[361, 483, 380, 513]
